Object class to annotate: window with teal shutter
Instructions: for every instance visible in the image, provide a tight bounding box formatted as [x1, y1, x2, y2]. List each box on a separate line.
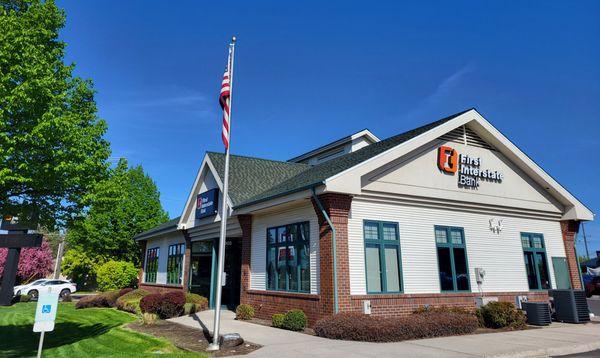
[521, 233, 551, 290]
[435, 226, 470, 292]
[363, 221, 402, 294]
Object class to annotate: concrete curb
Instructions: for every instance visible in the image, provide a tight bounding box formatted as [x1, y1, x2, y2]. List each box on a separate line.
[489, 340, 600, 358]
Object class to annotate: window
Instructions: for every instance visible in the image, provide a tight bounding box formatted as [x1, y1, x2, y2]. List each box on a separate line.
[266, 222, 310, 292]
[521, 233, 551, 290]
[363, 221, 402, 293]
[167, 243, 185, 285]
[435, 226, 470, 292]
[145, 247, 159, 283]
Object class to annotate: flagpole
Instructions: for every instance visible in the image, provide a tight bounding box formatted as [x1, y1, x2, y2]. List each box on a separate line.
[208, 36, 236, 351]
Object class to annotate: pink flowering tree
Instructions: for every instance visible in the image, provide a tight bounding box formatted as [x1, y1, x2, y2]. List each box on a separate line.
[0, 239, 54, 284]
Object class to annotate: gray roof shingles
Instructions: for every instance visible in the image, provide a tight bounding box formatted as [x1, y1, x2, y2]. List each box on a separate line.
[135, 109, 472, 238]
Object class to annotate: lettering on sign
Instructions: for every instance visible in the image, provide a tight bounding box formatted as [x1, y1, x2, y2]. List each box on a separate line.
[195, 188, 219, 219]
[437, 146, 504, 189]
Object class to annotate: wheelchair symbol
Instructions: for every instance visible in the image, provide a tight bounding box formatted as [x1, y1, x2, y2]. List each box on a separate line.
[42, 305, 51, 314]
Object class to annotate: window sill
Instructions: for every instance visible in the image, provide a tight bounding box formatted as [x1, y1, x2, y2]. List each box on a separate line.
[140, 283, 184, 288]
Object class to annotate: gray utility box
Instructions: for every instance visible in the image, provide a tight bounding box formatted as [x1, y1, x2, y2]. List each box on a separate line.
[522, 302, 551, 326]
[549, 289, 590, 323]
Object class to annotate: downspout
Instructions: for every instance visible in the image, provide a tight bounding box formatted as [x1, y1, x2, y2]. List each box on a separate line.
[312, 188, 339, 314]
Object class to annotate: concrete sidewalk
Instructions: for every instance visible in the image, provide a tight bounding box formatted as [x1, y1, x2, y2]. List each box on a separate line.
[170, 310, 600, 357]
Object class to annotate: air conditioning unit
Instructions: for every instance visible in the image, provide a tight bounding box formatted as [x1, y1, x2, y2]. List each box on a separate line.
[549, 289, 590, 323]
[522, 302, 551, 326]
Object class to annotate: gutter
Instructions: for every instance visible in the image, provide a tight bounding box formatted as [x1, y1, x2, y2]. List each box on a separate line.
[311, 187, 339, 314]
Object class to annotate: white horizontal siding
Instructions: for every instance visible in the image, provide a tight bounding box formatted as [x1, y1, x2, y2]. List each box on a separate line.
[348, 198, 565, 295]
[250, 201, 320, 294]
[143, 232, 186, 285]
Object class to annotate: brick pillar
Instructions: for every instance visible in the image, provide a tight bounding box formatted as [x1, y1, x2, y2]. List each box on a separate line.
[137, 240, 147, 285]
[311, 193, 352, 316]
[560, 220, 582, 290]
[182, 230, 192, 292]
[238, 214, 253, 303]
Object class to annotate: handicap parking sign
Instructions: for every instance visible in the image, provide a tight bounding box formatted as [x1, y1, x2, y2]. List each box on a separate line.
[34, 289, 59, 333]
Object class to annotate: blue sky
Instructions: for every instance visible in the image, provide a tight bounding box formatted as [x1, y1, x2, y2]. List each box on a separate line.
[56, 1, 599, 256]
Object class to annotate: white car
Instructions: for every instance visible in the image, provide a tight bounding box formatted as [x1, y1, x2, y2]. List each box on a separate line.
[14, 279, 77, 299]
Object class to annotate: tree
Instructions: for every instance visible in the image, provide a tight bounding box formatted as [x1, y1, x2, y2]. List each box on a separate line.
[68, 159, 169, 264]
[0, 0, 111, 229]
[0, 239, 53, 283]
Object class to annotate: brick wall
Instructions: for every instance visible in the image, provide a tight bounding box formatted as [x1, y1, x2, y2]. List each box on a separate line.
[139, 283, 185, 293]
[238, 214, 252, 304]
[560, 220, 583, 290]
[243, 290, 322, 325]
[181, 230, 192, 291]
[348, 291, 548, 317]
[137, 240, 147, 285]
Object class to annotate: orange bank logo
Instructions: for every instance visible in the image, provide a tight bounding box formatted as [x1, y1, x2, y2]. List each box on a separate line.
[437, 146, 457, 174]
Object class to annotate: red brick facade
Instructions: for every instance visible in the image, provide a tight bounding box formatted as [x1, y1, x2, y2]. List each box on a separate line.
[139, 283, 185, 293]
[238, 214, 252, 304]
[181, 230, 192, 292]
[560, 220, 583, 290]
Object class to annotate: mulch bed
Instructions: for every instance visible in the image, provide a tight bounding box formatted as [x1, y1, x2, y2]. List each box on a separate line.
[127, 320, 261, 356]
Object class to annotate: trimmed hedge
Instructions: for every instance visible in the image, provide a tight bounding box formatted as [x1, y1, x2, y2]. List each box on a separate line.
[185, 293, 208, 311]
[477, 302, 526, 329]
[272, 313, 285, 328]
[116, 289, 150, 314]
[235, 304, 255, 320]
[139, 291, 185, 319]
[75, 289, 130, 309]
[314, 312, 478, 342]
[282, 309, 307, 331]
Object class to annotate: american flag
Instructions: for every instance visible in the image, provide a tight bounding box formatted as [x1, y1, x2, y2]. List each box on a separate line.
[219, 62, 231, 149]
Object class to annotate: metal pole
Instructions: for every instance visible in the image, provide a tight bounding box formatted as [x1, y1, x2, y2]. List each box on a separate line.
[581, 222, 590, 260]
[53, 237, 65, 279]
[208, 36, 236, 351]
[37, 331, 45, 358]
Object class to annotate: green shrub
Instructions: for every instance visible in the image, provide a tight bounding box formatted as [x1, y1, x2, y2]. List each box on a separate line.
[141, 312, 158, 325]
[282, 309, 307, 331]
[140, 291, 185, 319]
[96, 260, 138, 291]
[116, 289, 150, 314]
[62, 248, 106, 291]
[315, 311, 479, 342]
[185, 293, 208, 311]
[235, 304, 255, 320]
[184, 303, 197, 315]
[478, 302, 526, 329]
[272, 313, 285, 328]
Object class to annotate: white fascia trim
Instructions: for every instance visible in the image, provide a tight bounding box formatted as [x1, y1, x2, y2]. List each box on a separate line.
[233, 186, 326, 215]
[351, 129, 380, 143]
[178, 154, 234, 229]
[324, 109, 593, 221]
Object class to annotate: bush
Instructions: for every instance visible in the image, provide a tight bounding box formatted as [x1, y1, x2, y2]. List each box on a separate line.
[235, 304, 255, 320]
[314, 312, 479, 342]
[282, 309, 307, 331]
[140, 291, 186, 319]
[413, 305, 473, 315]
[185, 293, 208, 311]
[119, 287, 134, 297]
[75, 290, 126, 309]
[61, 247, 105, 291]
[62, 293, 72, 302]
[116, 289, 150, 314]
[184, 303, 197, 315]
[478, 302, 526, 329]
[19, 295, 31, 303]
[141, 312, 158, 325]
[272, 313, 285, 328]
[96, 260, 138, 292]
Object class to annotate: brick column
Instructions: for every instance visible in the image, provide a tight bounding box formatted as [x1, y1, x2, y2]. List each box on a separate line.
[311, 193, 352, 316]
[137, 240, 147, 285]
[182, 230, 192, 292]
[560, 220, 582, 290]
[238, 214, 253, 303]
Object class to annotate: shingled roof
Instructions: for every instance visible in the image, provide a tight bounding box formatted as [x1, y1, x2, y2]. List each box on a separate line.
[210, 108, 472, 209]
[133, 216, 180, 240]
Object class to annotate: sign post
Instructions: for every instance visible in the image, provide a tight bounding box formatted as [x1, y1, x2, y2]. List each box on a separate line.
[0, 215, 43, 306]
[34, 287, 60, 358]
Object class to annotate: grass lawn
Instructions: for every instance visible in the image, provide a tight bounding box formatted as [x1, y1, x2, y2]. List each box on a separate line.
[0, 302, 207, 357]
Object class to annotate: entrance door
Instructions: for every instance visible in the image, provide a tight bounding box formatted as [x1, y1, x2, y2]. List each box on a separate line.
[189, 241, 214, 300]
[221, 238, 242, 310]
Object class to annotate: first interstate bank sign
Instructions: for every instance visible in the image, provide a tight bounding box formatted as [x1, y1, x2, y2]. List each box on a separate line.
[196, 188, 219, 219]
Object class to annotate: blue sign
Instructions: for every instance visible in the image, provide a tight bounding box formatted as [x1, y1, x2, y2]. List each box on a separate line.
[42, 305, 51, 314]
[195, 188, 219, 219]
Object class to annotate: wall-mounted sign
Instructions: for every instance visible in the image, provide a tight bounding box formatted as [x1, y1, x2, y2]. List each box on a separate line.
[437, 146, 504, 189]
[195, 188, 219, 219]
